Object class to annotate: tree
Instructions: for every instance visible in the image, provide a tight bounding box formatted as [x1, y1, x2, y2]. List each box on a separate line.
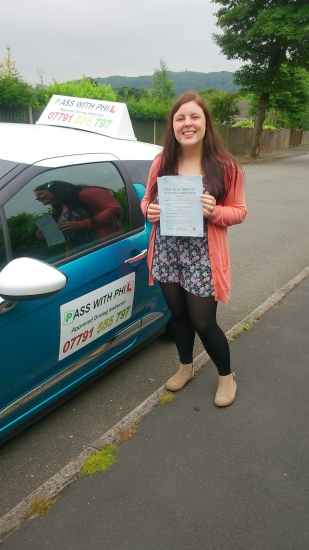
[0, 46, 34, 107]
[114, 86, 150, 102]
[199, 89, 240, 125]
[0, 46, 19, 79]
[268, 67, 309, 130]
[0, 77, 34, 107]
[212, 0, 309, 157]
[151, 58, 176, 104]
[248, 66, 309, 130]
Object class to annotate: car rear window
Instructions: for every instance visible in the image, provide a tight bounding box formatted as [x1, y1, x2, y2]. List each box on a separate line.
[0, 160, 18, 180]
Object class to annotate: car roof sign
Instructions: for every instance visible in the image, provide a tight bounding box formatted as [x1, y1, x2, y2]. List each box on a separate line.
[36, 94, 137, 141]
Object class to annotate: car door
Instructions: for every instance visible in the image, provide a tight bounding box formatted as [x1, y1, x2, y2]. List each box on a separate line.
[0, 157, 163, 439]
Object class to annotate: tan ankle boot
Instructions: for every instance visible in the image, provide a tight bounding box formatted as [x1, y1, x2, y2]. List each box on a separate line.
[165, 363, 194, 392]
[215, 372, 237, 407]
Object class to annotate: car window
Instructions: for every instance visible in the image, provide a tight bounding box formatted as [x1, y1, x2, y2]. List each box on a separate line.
[0, 219, 6, 271]
[0, 159, 18, 180]
[3, 162, 130, 265]
[122, 160, 152, 186]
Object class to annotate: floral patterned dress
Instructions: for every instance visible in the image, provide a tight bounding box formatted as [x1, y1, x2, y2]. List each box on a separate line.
[152, 177, 214, 297]
[57, 207, 100, 253]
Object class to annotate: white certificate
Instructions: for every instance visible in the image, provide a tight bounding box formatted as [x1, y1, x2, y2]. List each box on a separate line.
[35, 213, 66, 247]
[157, 175, 203, 237]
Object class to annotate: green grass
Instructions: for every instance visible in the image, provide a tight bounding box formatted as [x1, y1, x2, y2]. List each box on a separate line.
[80, 445, 118, 476]
[159, 393, 175, 405]
[27, 497, 55, 518]
[242, 318, 260, 331]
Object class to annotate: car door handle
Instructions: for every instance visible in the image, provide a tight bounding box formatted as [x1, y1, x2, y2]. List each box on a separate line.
[124, 249, 148, 264]
[0, 300, 18, 314]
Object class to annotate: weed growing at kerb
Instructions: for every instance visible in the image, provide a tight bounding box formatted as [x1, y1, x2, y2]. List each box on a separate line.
[27, 497, 55, 518]
[159, 393, 175, 405]
[81, 445, 118, 476]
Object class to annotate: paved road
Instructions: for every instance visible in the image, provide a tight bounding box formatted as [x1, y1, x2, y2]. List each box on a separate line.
[2, 260, 309, 548]
[0, 153, 309, 517]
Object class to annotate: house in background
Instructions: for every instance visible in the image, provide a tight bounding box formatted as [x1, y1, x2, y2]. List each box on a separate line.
[234, 100, 250, 122]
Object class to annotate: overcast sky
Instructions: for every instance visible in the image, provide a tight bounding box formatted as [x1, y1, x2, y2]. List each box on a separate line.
[2, 0, 242, 86]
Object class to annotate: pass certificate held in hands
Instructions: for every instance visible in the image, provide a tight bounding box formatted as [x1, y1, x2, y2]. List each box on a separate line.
[157, 175, 203, 237]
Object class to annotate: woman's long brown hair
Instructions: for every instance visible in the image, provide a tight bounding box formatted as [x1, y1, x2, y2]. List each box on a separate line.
[150, 91, 240, 203]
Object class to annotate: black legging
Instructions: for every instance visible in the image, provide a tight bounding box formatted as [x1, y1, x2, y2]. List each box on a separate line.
[160, 282, 231, 376]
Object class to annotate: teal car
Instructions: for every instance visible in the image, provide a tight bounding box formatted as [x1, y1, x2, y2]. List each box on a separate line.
[0, 99, 169, 444]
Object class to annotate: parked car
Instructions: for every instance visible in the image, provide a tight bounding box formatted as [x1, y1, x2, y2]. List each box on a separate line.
[0, 100, 169, 444]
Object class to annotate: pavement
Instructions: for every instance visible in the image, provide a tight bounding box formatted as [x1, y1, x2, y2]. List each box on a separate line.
[0, 273, 308, 549]
[1, 144, 309, 549]
[237, 143, 309, 164]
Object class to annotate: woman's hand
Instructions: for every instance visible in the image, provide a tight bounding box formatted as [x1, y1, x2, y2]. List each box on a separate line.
[147, 203, 161, 224]
[36, 229, 44, 239]
[58, 221, 78, 233]
[201, 194, 216, 218]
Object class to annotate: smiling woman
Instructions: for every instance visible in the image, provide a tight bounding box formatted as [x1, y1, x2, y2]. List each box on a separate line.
[141, 91, 247, 407]
[172, 101, 206, 152]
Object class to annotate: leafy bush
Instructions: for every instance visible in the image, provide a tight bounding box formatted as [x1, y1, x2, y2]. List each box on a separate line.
[126, 97, 171, 120]
[234, 119, 276, 131]
[262, 124, 276, 132]
[234, 119, 254, 128]
[36, 77, 116, 108]
[0, 76, 35, 108]
[199, 89, 240, 125]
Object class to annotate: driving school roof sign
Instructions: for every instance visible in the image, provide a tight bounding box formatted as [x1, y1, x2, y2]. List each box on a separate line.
[36, 95, 137, 141]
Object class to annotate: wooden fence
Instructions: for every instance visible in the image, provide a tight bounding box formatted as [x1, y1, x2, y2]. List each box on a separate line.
[1, 107, 308, 154]
[0, 107, 167, 146]
[0, 107, 44, 125]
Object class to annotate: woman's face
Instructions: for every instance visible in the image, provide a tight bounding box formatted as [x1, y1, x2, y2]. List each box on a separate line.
[35, 189, 57, 205]
[173, 100, 206, 150]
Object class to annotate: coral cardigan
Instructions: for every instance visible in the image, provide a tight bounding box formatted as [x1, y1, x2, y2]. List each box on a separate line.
[74, 187, 123, 240]
[140, 155, 247, 303]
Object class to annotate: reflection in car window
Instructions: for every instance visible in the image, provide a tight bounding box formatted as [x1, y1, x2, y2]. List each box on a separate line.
[0, 159, 18, 180]
[4, 162, 130, 265]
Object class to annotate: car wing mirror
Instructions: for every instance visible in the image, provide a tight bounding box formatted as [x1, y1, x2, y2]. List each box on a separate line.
[0, 258, 67, 301]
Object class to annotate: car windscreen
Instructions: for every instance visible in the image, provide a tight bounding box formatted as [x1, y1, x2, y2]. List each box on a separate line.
[0, 160, 18, 180]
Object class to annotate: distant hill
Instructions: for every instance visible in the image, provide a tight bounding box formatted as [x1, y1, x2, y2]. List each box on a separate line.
[92, 71, 238, 94]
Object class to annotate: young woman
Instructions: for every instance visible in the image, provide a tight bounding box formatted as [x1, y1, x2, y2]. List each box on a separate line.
[141, 92, 247, 407]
